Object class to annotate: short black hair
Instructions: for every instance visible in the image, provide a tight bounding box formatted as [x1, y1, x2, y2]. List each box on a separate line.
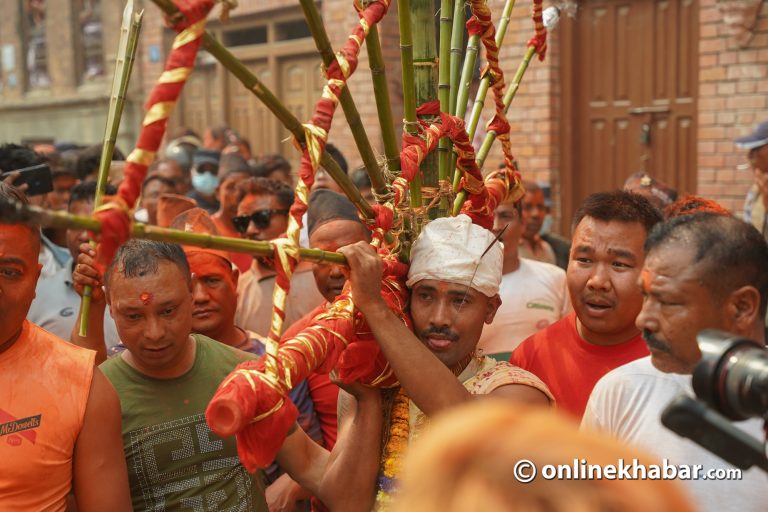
[141, 174, 176, 194]
[75, 145, 125, 181]
[571, 190, 662, 234]
[0, 143, 44, 174]
[0, 182, 39, 241]
[257, 153, 291, 177]
[105, 239, 190, 290]
[237, 177, 294, 210]
[350, 167, 371, 189]
[218, 153, 254, 181]
[68, 181, 118, 209]
[645, 213, 768, 318]
[324, 143, 348, 173]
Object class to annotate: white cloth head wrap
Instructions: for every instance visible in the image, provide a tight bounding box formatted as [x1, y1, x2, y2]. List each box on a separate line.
[406, 214, 503, 297]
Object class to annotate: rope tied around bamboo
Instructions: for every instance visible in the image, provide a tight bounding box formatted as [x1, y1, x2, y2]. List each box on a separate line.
[206, 0, 400, 468]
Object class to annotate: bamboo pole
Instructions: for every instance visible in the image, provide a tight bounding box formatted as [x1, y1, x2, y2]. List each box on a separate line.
[448, 0, 465, 116]
[452, 7, 561, 215]
[453, 0, 516, 191]
[298, 0, 389, 201]
[398, 0, 422, 210]
[0, 200, 347, 266]
[450, 49, 531, 216]
[150, 0, 373, 221]
[366, 24, 401, 182]
[475, 48, 534, 166]
[437, 0, 453, 213]
[412, 0, 440, 220]
[80, 1, 142, 336]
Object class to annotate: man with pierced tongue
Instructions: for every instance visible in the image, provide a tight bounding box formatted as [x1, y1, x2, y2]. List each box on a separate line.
[511, 191, 662, 419]
[339, 214, 554, 414]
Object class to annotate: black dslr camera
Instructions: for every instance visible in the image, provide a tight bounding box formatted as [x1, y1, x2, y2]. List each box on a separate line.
[661, 329, 768, 472]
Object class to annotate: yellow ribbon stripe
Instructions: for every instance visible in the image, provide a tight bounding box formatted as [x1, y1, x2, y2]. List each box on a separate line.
[143, 101, 175, 126]
[173, 19, 207, 49]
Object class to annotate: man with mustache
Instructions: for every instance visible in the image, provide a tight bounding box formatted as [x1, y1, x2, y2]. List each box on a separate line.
[582, 213, 768, 512]
[338, 215, 553, 506]
[511, 191, 662, 418]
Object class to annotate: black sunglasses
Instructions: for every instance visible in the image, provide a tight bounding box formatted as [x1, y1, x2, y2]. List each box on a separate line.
[232, 209, 289, 233]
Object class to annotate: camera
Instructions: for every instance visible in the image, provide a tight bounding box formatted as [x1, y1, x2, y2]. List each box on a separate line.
[661, 329, 768, 472]
[693, 329, 768, 421]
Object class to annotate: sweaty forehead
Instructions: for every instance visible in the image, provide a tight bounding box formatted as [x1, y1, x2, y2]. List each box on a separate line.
[573, 218, 645, 248]
[413, 279, 485, 299]
[239, 194, 275, 214]
[310, 220, 368, 249]
[187, 251, 232, 276]
[644, 243, 700, 280]
[0, 224, 40, 258]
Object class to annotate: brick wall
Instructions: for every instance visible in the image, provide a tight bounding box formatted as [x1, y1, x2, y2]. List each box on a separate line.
[697, 0, 768, 216]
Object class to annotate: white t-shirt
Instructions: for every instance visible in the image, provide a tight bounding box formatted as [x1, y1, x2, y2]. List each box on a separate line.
[582, 356, 768, 512]
[478, 258, 571, 355]
[27, 260, 121, 351]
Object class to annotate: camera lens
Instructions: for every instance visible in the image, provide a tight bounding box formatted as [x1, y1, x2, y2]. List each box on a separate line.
[693, 329, 768, 421]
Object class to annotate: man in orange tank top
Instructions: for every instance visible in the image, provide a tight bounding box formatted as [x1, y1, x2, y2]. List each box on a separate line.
[0, 182, 131, 511]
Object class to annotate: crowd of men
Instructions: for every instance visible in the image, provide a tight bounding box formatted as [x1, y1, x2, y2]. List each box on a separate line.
[1, 121, 767, 511]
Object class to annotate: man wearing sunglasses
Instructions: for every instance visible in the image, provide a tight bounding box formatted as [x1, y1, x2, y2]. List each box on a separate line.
[234, 177, 324, 337]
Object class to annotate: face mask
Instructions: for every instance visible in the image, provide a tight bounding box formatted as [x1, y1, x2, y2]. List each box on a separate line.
[540, 214, 553, 235]
[192, 172, 218, 195]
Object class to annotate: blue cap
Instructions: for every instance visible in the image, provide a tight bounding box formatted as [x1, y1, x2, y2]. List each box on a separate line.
[192, 149, 220, 169]
[734, 121, 768, 150]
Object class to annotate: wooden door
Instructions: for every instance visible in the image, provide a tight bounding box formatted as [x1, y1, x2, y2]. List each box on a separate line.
[226, 60, 273, 157]
[560, 0, 698, 228]
[173, 63, 222, 139]
[278, 55, 325, 171]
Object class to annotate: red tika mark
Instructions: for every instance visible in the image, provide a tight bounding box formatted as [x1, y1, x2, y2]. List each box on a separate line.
[140, 292, 153, 305]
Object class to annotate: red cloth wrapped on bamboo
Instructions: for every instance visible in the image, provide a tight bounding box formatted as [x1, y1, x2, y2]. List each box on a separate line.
[206, 256, 409, 471]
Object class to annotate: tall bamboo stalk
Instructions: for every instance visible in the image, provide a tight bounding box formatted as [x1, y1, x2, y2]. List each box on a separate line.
[454, 34, 480, 121]
[464, 0, 516, 142]
[451, 45, 535, 216]
[0, 200, 347, 266]
[150, 0, 373, 221]
[436, 0, 453, 214]
[366, 24, 401, 182]
[412, 0, 440, 220]
[398, 0, 422, 210]
[475, 46, 535, 166]
[448, 0, 465, 116]
[453, 6, 560, 214]
[298, 0, 389, 201]
[80, 1, 142, 336]
[452, 0, 516, 191]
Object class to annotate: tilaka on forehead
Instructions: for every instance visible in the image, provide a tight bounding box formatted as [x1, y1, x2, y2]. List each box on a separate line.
[641, 269, 652, 291]
[140, 292, 153, 305]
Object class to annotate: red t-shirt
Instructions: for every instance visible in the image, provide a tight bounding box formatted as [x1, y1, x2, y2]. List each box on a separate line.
[282, 304, 339, 449]
[510, 312, 648, 419]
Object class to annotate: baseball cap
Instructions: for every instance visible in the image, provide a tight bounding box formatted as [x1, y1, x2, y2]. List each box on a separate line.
[734, 121, 768, 150]
[193, 149, 220, 168]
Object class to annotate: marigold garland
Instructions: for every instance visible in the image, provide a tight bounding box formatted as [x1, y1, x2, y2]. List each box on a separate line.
[376, 387, 410, 506]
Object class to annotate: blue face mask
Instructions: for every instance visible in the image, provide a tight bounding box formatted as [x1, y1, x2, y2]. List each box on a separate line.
[540, 214, 553, 235]
[192, 172, 218, 195]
